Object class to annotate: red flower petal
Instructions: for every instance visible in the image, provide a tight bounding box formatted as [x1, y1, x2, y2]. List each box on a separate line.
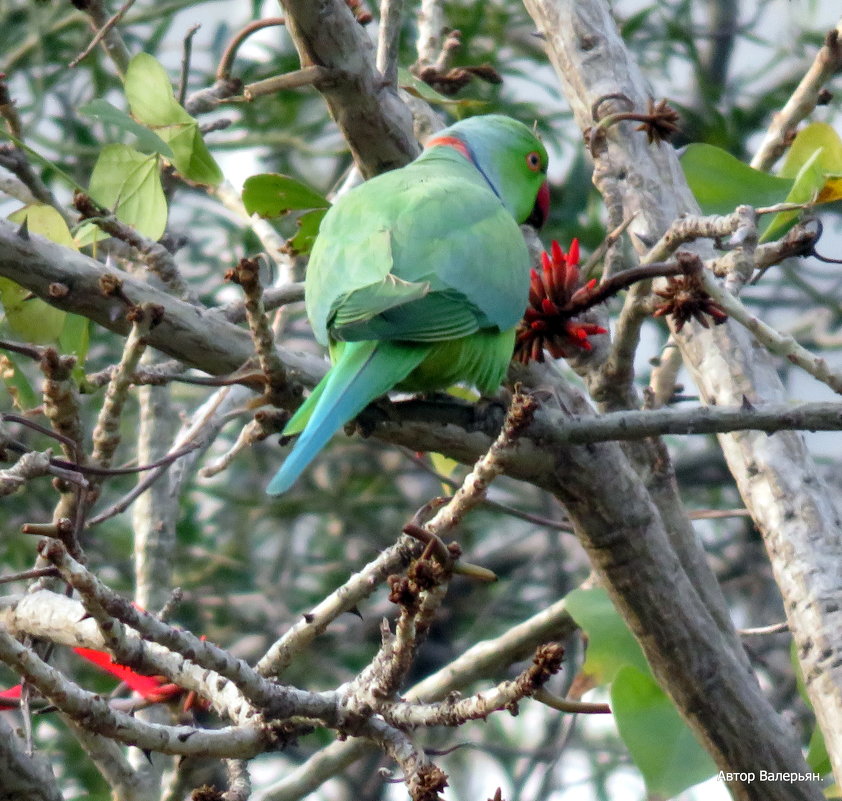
[0, 684, 22, 709]
[73, 647, 164, 700]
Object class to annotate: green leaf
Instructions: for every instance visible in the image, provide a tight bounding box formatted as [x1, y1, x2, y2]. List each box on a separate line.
[762, 148, 826, 243]
[1, 205, 73, 342]
[123, 53, 222, 185]
[124, 52, 192, 127]
[85, 144, 167, 241]
[287, 208, 328, 256]
[565, 587, 649, 683]
[80, 99, 174, 157]
[157, 122, 223, 186]
[0, 277, 65, 343]
[243, 174, 330, 218]
[612, 665, 717, 798]
[9, 204, 76, 248]
[792, 641, 833, 777]
[429, 451, 459, 482]
[779, 122, 842, 179]
[807, 723, 832, 776]
[0, 351, 38, 411]
[58, 313, 90, 362]
[681, 143, 793, 217]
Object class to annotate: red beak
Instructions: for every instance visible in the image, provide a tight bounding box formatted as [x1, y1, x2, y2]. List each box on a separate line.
[527, 181, 550, 229]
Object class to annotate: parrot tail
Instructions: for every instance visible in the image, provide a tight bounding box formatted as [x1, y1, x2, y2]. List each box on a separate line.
[266, 340, 429, 495]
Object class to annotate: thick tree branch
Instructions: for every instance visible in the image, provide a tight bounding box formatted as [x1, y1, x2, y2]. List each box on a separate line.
[0, 219, 322, 385]
[278, 0, 419, 178]
[522, 0, 835, 796]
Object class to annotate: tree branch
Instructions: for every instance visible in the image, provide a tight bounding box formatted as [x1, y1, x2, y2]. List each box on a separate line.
[278, 0, 419, 178]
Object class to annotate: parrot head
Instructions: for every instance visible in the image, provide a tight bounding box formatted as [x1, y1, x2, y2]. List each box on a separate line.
[424, 114, 550, 228]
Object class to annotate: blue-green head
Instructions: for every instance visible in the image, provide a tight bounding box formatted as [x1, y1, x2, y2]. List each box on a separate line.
[423, 114, 550, 227]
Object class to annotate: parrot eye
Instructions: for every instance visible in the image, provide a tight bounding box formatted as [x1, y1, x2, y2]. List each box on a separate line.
[526, 151, 543, 172]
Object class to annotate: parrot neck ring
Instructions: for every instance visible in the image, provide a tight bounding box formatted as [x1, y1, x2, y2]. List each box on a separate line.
[426, 133, 504, 203]
[425, 134, 472, 161]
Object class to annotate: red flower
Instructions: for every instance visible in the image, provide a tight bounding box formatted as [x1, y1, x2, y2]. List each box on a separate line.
[514, 239, 607, 363]
[72, 647, 184, 704]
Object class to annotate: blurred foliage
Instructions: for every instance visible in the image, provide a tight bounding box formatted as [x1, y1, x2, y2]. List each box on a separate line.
[0, 0, 840, 799]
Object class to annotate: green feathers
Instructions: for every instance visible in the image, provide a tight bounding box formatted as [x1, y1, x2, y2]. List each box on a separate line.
[267, 115, 549, 495]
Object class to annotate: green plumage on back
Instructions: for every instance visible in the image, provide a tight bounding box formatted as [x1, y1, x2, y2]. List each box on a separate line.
[267, 115, 549, 495]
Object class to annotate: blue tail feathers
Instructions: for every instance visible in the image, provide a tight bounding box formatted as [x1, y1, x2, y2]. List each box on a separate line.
[266, 341, 427, 495]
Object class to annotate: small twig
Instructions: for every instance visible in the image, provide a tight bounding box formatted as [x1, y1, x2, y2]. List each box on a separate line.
[2, 412, 80, 460]
[0, 338, 45, 360]
[40, 348, 84, 465]
[177, 23, 202, 105]
[377, 643, 565, 728]
[90, 303, 161, 470]
[217, 18, 286, 80]
[739, 622, 790, 636]
[0, 451, 88, 497]
[69, 0, 136, 69]
[86, 387, 231, 527]
[752, 23, 842, 171]
[0, 567, 60, 586]
[256, 536, 422, 676]
[590, 95, 680, 150]
[581, 214, 637, 279]
[376, 0, 405, 86]
[222, 759, 252, 801]
[689, 508, 750, 520]
[218, 282, 305, 323]
[225, 257, 298, 408]
[532, 687, 611, 714]
[400, 448, 573, 532]
[231, 67, 335, 103]
[421, 390, 539, 538]
[200, 409, 288, 478]
[51, 442, 199, 478]
[693, 256, 842, 394]
[0, 147, 73, 230]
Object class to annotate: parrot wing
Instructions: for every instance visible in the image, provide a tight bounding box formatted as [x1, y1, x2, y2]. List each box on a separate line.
[306, 157, 530, 347]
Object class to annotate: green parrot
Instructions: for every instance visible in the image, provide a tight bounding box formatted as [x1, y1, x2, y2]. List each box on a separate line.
[267, 114, 549, 495]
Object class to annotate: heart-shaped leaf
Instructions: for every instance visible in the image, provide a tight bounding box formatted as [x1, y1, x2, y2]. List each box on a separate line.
[243, 174, 330, 217]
